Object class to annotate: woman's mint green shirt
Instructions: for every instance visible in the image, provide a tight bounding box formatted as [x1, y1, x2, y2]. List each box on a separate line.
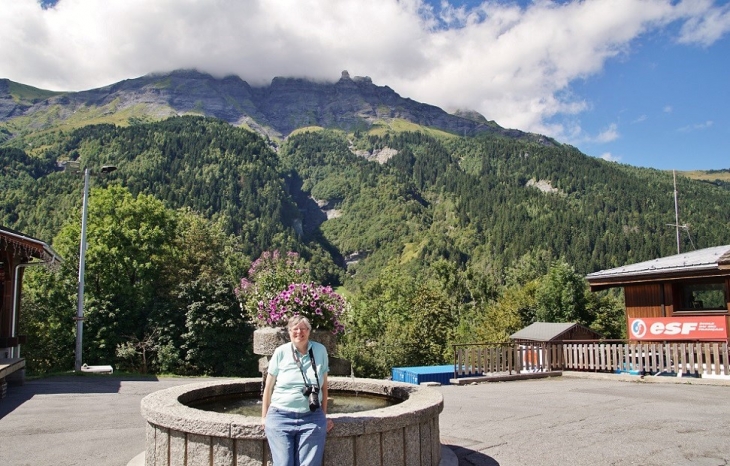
[268, 340, 329, 413]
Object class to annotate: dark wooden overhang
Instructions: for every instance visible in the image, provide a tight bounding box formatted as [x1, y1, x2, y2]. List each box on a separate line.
[0, 225, 62, 265]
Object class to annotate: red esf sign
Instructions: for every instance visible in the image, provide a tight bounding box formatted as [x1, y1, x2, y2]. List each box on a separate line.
[629, 317, 728, 341]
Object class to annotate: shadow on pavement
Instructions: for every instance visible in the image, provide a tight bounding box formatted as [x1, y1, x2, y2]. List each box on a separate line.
[0, 374, 160, 419]
[447, 444, 500, 466]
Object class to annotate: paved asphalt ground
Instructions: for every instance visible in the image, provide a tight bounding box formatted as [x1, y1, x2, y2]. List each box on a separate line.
[1, 372, 729, 466]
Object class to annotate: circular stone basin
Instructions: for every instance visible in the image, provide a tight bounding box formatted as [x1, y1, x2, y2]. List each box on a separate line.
[141, 377, 443, 466]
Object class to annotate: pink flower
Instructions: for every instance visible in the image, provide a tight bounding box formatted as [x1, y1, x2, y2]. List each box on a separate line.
[249, 282, 347, 334]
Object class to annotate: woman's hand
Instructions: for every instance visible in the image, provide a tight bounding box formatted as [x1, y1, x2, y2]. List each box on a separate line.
[326, 418, 334, 432]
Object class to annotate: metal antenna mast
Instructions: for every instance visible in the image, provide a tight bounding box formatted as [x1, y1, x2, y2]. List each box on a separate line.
[666, 170, 695, 253]
[673, 170, 681, 253]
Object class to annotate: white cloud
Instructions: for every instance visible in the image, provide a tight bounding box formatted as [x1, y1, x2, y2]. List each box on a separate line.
[678, 120, 714, 132]
[664, 105, 674, 113]
[677, 1, 730, 46]
[560, 120, 618, 147]
[599, 152, 621, 163]
[0, 0, 727, 140]
[632, 115, 648, 123]
[595, 123, 620, 143]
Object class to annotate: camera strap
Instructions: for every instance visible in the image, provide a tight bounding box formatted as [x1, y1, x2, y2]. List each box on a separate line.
[291, 344, 320, 389]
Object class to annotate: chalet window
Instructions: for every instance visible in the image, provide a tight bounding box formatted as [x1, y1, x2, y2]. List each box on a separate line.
[677, 282, 728, 312]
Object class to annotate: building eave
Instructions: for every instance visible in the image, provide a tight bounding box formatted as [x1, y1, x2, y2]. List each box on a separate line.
[0, 226, 63, 265]
[586, 245, 730, 290]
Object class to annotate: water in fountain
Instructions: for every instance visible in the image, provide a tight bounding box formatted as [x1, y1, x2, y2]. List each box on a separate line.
[189, 389, 400, 416]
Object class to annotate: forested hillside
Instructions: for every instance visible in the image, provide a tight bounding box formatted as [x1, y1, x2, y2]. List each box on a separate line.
[3, 116, 730, 377]
[281, 129, 730, 278]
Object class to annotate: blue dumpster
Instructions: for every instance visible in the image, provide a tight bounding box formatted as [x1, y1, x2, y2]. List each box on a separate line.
[392, 365, 476, 385]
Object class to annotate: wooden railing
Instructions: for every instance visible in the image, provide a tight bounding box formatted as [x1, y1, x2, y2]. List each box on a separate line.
[453, 341, 730, 378]
[562, 341, 730, 376]
[452, 342, 563, 377]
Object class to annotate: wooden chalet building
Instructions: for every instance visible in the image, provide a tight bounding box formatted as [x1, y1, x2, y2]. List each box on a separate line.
[1, 226, 62, 396]
[453, 249, 730, 379]
[586, 245, 730, 343]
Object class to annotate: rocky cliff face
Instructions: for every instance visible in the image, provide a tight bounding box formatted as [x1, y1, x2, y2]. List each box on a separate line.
[0, 69, 551, 144]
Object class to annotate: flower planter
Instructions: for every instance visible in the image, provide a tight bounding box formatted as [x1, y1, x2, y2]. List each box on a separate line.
[252, 327, 288, 356]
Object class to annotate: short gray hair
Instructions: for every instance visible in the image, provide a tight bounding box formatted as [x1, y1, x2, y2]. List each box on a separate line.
[287, 315, 312, 331]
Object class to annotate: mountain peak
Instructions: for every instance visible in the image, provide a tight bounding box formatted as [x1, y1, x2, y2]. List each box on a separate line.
[0, 69, 552, 144]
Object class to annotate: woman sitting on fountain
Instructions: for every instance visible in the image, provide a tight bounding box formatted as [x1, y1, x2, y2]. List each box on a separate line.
[262, 315, 335, 465]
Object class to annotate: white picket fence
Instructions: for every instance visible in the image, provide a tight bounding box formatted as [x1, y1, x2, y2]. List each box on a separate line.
[453, 341, 730, 377]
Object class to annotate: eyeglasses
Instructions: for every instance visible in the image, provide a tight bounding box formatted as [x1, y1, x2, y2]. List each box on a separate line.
[289, 326, 310, 333]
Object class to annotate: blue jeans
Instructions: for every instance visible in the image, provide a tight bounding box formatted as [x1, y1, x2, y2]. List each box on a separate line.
[265, 406, 326, 466]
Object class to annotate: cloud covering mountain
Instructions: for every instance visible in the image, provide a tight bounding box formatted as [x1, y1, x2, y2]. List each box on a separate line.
[2, 0, 729, 169]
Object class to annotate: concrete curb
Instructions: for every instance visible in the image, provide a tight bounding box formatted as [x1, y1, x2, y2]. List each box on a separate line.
[449, 370, 562, 385]
[128, 446, 459, 466]
[450, 369, 730, 387]
[562, 370, 730, 386]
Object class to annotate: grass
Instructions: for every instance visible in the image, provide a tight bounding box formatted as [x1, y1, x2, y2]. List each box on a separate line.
[289, 126, 326, 136]
[400, 241, 424, 264]
[0, 102, 175, 144]
[365, 118, 460, 140]
[678, 169, 730, 182]
[7, 80, 62, 102]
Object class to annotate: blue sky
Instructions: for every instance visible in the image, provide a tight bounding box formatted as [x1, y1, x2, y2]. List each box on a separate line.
[568, 20, 730, 170]
[2, 0, 729, 171]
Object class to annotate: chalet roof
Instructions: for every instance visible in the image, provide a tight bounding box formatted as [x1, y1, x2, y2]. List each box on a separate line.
[586, 245, 730, 286]
[0, 225, 62, 264]
[510, 322, 588, 342]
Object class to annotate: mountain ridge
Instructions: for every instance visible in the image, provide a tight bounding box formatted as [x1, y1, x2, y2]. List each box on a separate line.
[0, 69, 556, 145]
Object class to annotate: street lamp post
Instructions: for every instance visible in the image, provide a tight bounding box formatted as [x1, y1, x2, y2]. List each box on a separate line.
[74, 165, 117, 372]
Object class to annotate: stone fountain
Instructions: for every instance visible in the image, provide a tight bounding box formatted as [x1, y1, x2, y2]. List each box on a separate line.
[140, 328, 444, 465]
